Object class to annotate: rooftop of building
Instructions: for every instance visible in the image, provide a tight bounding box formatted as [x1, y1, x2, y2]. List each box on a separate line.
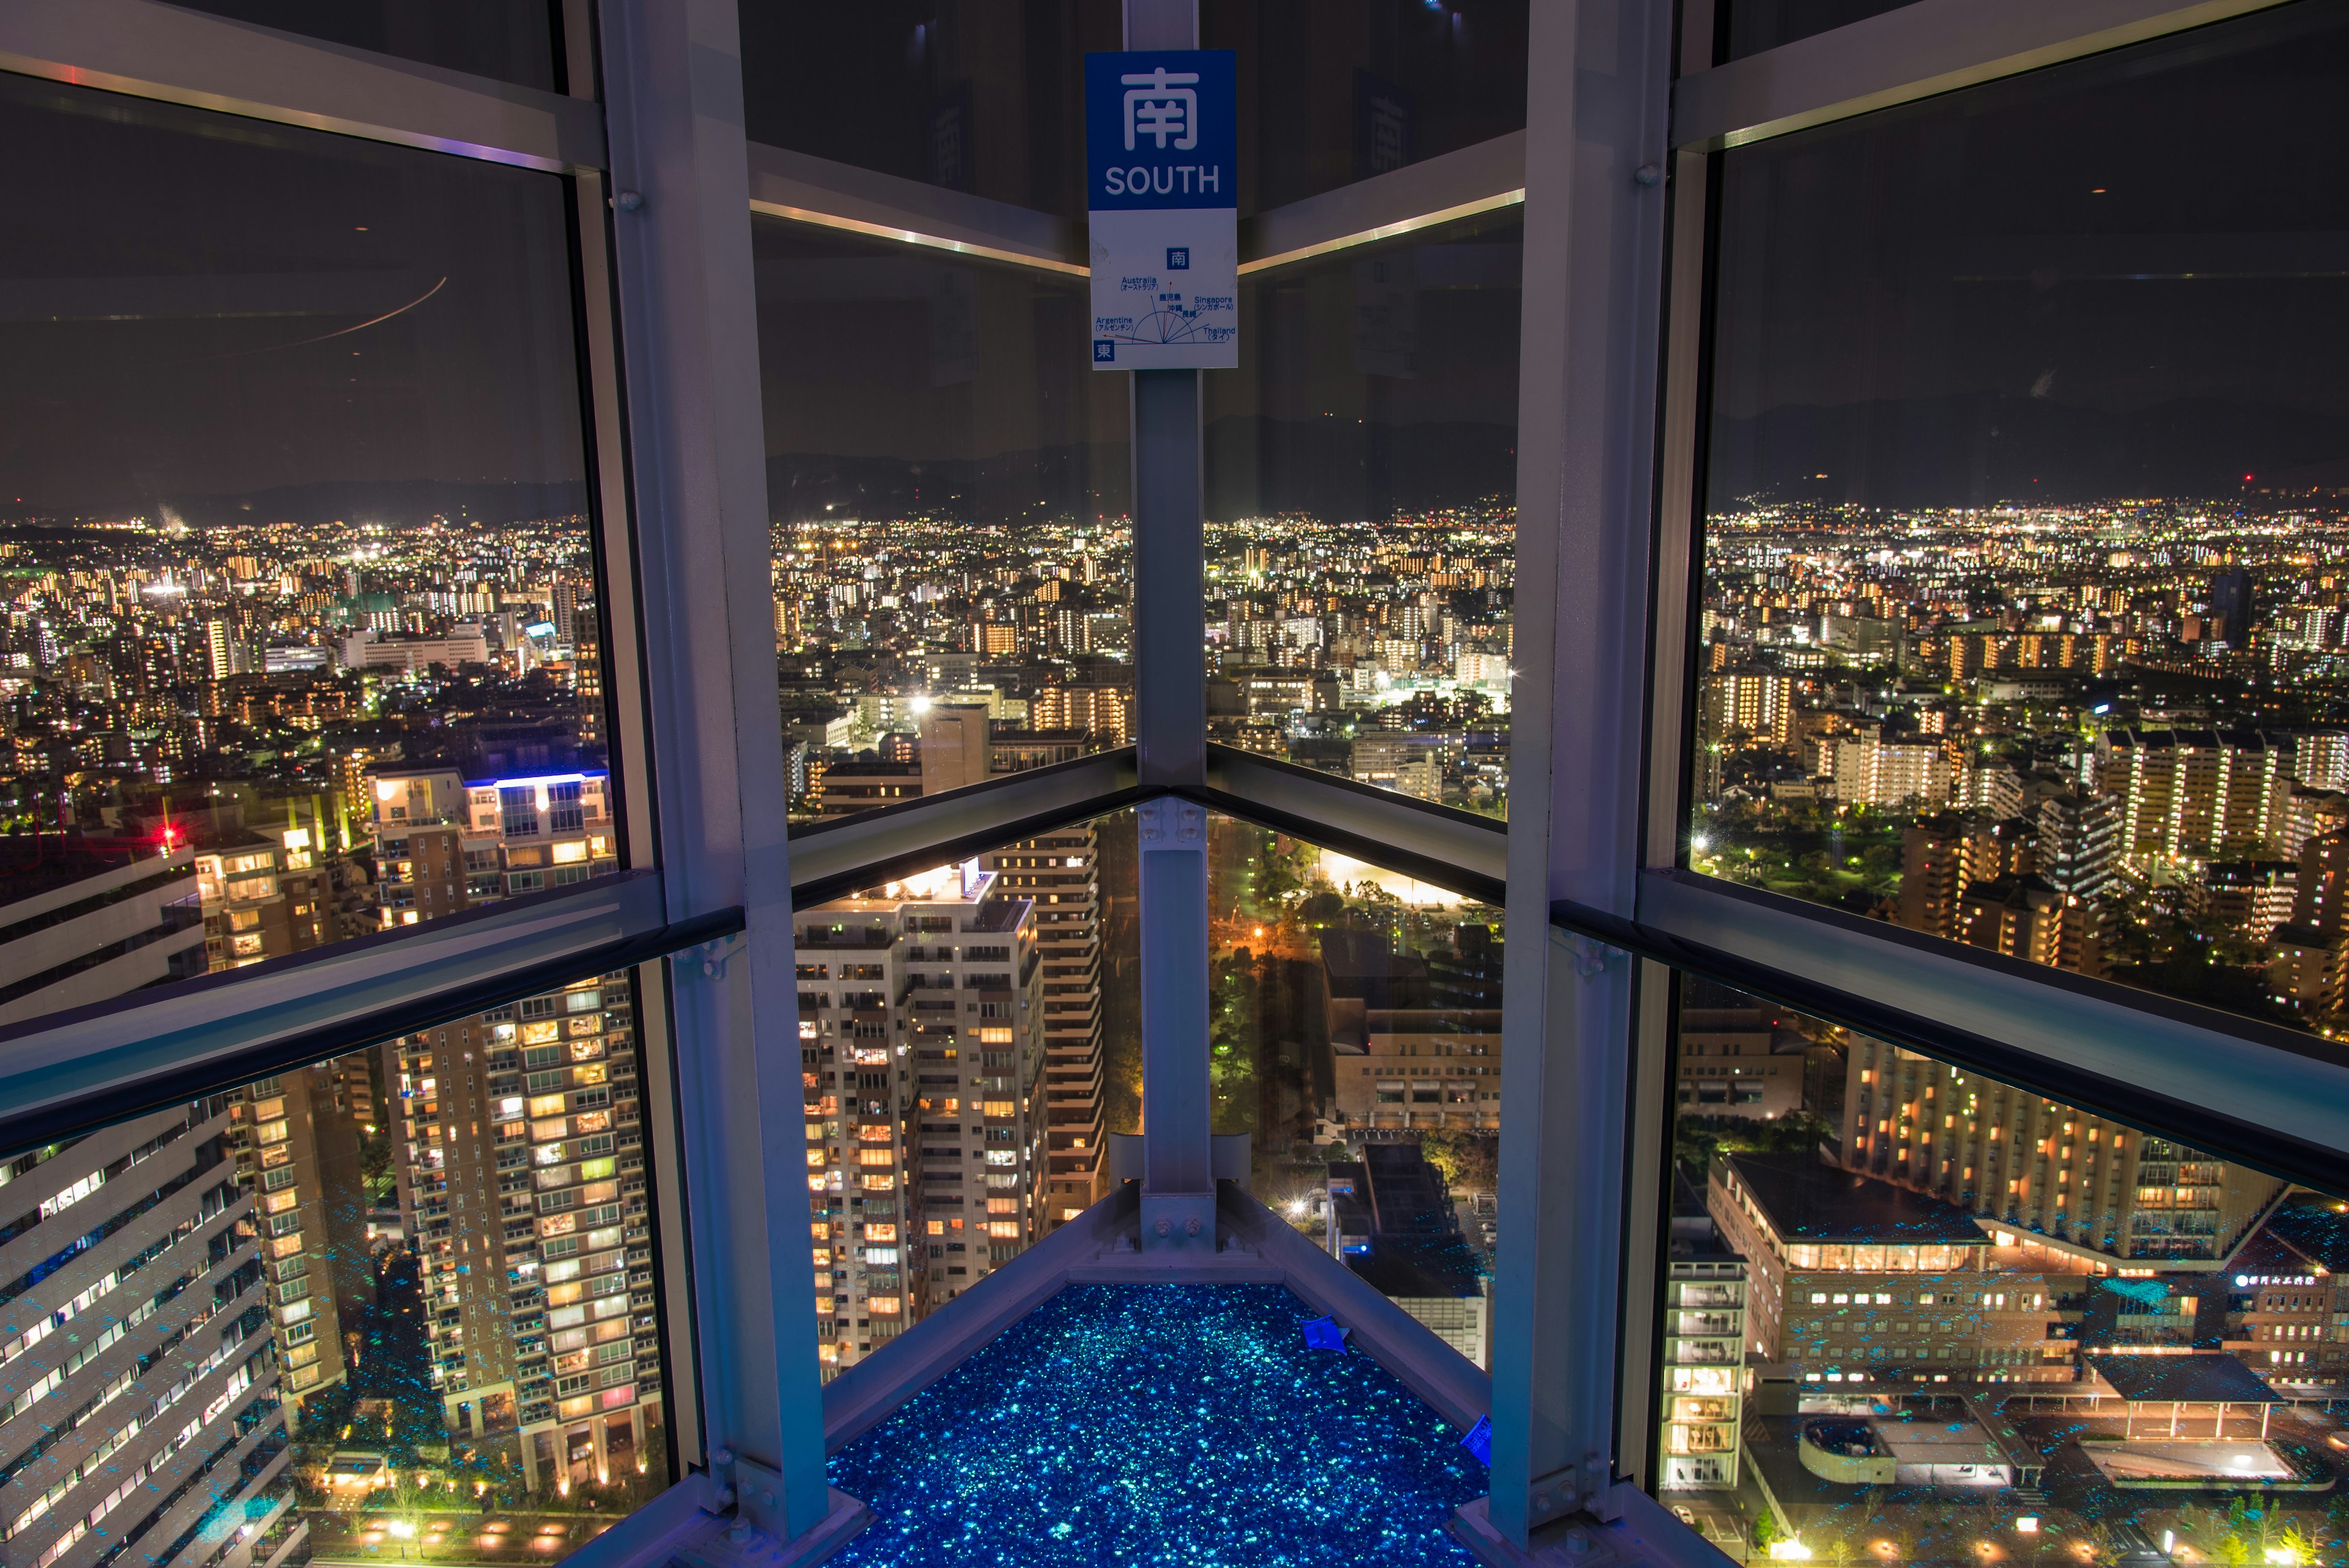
[2088, 1353, 2281, 1405]
[1327, 1145, 1486, 1301]
[1669, 1172, 1744, 1265]
[1720, 1151, 1991, 1247]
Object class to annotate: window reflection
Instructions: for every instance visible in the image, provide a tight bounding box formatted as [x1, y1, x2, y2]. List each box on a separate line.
[1205, 0, 1529, 212]
[172, 0, 564, 92]
[0, 74, 612, 1026]
[735, 2, 1528, 220]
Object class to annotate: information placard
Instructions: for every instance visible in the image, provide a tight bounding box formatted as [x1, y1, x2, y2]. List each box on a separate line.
[1084, 49, 1238, 370]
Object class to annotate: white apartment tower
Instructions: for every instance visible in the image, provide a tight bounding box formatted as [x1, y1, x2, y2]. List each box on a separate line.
[796, 866, 1045, 1378]
[0, 1100, 296, 1568]
[980, 823, 1106, 1227]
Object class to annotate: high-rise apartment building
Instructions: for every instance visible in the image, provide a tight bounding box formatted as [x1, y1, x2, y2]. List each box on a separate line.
[979, 825, 1105, 1227]
[1842, 1040, 2282, 1267]
[2035, 788, 2121, 899]
[223, 1060, 373, 1424]
[194, 827, 358, 970]
[795, 867, 1044, 1378]
[382, 973, 659, 1490]
[365, 768, 655, 1489]
[1831, 728, 1951, 808]
[1658, 1197, 1747, 1490]
[0, 1097, 292, 1568]
[369, 766, 617, 926]
[2099, 728, 2291, 864]
[1696, 668, 1796, 751]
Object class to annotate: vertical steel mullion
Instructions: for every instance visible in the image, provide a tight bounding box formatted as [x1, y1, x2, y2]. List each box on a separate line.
[1130, 369, 1206, 789]
[598, 0, 828, 1544]
[1490, 0, 1676, 1549]
[563, 0, 700, 1472]
[1123, 0, 1217, 1250]
[1619, 0, 1723, 1501]
[1137, 797, 1214, 1248]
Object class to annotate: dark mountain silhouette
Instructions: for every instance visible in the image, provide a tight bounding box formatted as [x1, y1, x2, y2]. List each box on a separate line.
[0, 479, 595, 529]
[765, 445, 1129, 529]
[762, 414, 1518, 527]
[1710, 393, 2349, 508]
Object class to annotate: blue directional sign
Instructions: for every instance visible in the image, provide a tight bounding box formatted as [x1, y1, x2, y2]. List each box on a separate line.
[1085, 50, 1238, 370]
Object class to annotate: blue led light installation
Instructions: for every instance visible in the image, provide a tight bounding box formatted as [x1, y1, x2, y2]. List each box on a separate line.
[828, 1284, 1486, 1566]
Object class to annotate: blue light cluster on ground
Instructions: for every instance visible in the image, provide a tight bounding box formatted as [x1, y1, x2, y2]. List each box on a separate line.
[826, 1283, 1486, 1566]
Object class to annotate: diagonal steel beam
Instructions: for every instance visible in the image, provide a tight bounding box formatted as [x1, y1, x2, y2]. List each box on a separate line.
[0, 0, 605, 171]
[1671, 0, 2296, 150]
[787, 748, 1143, 908]
[0, 872, 722, 1156]
[1189, 744, 1507, 905]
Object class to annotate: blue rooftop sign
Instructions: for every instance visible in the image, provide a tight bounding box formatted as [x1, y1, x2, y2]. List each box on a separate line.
[1085, 50, 1238, 370]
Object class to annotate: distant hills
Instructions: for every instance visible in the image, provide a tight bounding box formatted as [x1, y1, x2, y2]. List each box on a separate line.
[1710, 393, 2349, 508]
[763, 414, 1520, 527]
[0, 480, 595, 530]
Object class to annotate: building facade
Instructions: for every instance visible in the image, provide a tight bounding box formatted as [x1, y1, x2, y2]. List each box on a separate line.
[796, 867, 1046, 1377]
[1708, 1152, 2071, 1386]
[0, 1099, 294, 1568]
[978, 825, 1105, 1228]
[383, 973, 660, 1490]
[1841, 1039, 2282, 1267]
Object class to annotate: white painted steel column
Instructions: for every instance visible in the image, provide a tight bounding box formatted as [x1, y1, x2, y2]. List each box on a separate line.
[1124, 0, 1206, 793]
[1124, 0, 1217, 1251]
[598, 0, 833, 1545]
[1130, 367, 1206, 789]
[1488, 0, 1675, 1549]
[1137, 796, 1215, 1249]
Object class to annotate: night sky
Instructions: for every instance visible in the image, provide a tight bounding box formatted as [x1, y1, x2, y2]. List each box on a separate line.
[0, 72, 587, 523]
[25, 4, 2332, 530]
[1707, 2, 2349, 510]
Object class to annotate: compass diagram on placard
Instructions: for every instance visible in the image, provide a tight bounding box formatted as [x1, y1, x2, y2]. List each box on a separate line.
[1110, 293, 1233, 345]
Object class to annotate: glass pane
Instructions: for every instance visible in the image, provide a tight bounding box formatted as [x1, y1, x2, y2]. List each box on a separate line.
[1206, 811, 1501, 1369]
[1205, 0, 1529, 212]
[1099, 808, 1142, 1144]
[169, 1, 563, 92]
[792, 812, 1135, 1380]
[1689, 5, 2349, 1034]
[1719, 0, 1923, 62]
[738, 5, 1526, 222]
[0, 76, 616, 1025]
[756, 219, 1132, 825]
[738, 3, 1119, 220]
[0, 970, 677, 1568]
[1206, 209, 1521, 817]
[1657, 979, 2325, 1550]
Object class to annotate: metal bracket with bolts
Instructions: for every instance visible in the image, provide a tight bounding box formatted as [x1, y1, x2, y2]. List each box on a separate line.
[1567, 934, 1623, 983]
[698, 934, 747, 981]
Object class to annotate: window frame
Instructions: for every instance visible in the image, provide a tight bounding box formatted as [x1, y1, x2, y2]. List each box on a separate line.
[14, 0, 2331, 1564]
[1624, 0, 2349, 1504]
[1638, 0, 2349, 1193]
